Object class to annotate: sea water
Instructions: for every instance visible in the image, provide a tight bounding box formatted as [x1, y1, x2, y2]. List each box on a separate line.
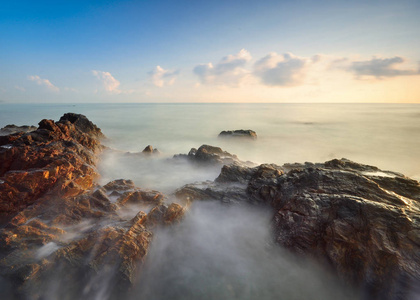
[0, 103, 419, 299]
[1, 103, 419, 183]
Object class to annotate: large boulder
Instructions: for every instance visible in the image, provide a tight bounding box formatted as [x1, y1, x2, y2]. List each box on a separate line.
[174, 144, 255, 167]
[176, 158, 420, 299]
[0, 114, 104, 224]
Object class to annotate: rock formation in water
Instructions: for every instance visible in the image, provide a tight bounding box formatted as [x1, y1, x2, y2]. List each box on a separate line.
[174, 144, 255, 167]
[218, 129, 257, 139]
[176, 157, 420, 300]
[0, 114, 185, 299]
[142, 145, 160, 155]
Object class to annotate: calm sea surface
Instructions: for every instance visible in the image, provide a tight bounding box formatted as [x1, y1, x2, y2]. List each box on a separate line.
[1, 103, 418, 181]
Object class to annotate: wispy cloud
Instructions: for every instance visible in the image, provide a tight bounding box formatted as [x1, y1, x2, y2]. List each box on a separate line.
[64, 87, 78, 92]
[349, 56, 419, 79]
[14, 85, 26, 92]
[28, 75, 59, 92]
[193, 49, 252, 86]
[253, 52, 319, 86]
[92, 70, 121, 93]
[148, 66, 179, 87]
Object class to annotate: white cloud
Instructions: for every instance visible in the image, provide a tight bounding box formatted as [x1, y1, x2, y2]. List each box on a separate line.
[28, 75, 59, 92]
[14, 85, 26, 92]
[92, 70, 121, 93]
[349, 56, 419, 79]
[64, 87, 78, 92]
[148, 66, 179, 87]
[193, 49, 252, 86]
[253, 52, 318, 86]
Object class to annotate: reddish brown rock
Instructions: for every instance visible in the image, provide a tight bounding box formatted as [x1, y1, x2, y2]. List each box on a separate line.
[0, 114, 186, 299]
[0, 114, 103, 223]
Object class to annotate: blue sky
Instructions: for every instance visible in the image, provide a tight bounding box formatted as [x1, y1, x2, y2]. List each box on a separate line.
[1, 0, 419, 103]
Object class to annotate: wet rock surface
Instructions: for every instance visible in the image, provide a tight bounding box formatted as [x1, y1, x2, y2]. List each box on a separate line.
[0, 114, 186, 299]
[176, 158, 420, 299]
[218, 129, 257, 139]
[174, 144, 255, 167]
[0, 113, 104, 223]
[0, 125, 38, 136]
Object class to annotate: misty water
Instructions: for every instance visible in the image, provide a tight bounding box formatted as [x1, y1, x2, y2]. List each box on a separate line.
[1, 103, 419, 299]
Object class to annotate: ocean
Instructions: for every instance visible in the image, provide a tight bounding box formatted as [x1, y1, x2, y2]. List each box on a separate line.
[1, 103, 419, 185]
[0, 103, 419, 299]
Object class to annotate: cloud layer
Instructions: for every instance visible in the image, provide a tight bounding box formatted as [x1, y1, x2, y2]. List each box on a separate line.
[149, 66, 179, 87]
[28, 75, 59, 92]
[193, 49, 252, 85]
[254, 53, 316, 86]
[92, 70, 121, 93]
[349, 57, 419, 79]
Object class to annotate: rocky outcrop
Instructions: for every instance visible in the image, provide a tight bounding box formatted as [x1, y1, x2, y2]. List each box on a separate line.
[0, 113, 103, 224]
[174, 144, 255, 166]
[0, 125, 37, 136]
[176, 158, 420, 299]
[0, 179, 185, 299]
[218, 129, 257, 139]
[0, 114, 186, 299]
[142, 145, 160, 155]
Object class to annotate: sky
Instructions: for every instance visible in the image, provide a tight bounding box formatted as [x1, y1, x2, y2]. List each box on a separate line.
[1, 0, 419, 103]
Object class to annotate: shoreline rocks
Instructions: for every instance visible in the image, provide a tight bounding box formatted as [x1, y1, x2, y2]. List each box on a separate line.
[176, 158, 420, 299]
[174, 144, 255, 167]
[0, 125, 38, 136]
[0, 114, 186, 299]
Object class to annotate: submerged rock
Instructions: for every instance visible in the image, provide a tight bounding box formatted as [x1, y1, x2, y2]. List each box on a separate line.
[176, 158, 420, 299]
[218, 129, 257, 139]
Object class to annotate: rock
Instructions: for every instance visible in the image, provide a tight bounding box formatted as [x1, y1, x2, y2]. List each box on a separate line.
[0, 177, 186, 298]
[142, 145, 154, 153]
[141, 145, 160, 155]
[0, 114, 186, 298]
[0, 113, 103, 223]
[0, 125, 37, 136]
[174, 144, 255, 167]
[218, 129, 257, 139]
[175, 158, 420, 299]
[58, 113, 104, 138]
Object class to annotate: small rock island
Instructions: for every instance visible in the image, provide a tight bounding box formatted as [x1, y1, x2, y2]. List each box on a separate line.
[218, 129, 257, 139]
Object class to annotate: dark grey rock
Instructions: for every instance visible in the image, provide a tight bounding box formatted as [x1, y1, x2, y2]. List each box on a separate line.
[175, 158, 420, 299]
[218, 129, 257, 139]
